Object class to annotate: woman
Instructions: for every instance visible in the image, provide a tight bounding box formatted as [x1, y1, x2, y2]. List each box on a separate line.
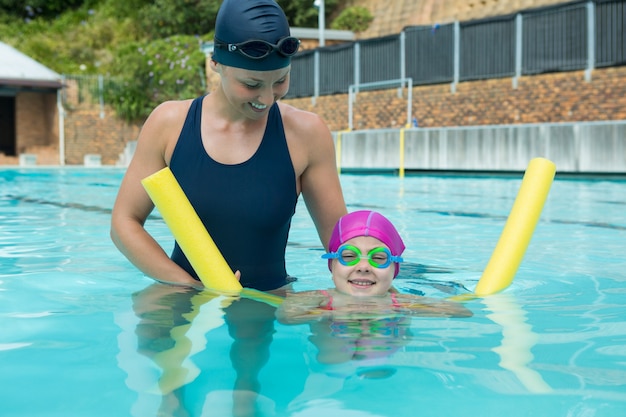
[111, 0, 347, 291]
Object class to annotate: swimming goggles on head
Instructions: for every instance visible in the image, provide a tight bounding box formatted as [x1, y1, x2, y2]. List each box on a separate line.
[322, 245, 403, 269]
[213, 36, 301, 59]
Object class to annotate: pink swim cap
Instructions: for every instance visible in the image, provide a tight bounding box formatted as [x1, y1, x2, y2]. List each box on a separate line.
[327, 210, 406, 277]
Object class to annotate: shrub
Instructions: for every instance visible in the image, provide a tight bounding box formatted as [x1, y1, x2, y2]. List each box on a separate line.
[330, 5, 373, 33]
[105, 35, 206, 122]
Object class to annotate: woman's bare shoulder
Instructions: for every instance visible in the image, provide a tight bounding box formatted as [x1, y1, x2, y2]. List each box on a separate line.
[137, 98, 196, 157]
[146, 99, 195, 126]
[278, 102, 329, 135]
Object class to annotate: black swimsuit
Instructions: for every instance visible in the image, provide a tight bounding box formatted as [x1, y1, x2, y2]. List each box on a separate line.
[169, 96, 297, 291]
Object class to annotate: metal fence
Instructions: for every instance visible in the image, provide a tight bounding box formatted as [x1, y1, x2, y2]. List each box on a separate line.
[286, 0, 626, 99]
[61, 74, 117, 118]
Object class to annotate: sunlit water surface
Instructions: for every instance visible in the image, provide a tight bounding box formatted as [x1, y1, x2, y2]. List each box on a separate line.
[1, 168, 625, 417]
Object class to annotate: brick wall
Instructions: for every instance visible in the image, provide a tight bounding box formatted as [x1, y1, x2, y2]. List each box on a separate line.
[15, 91, 58, 157]
[285, 66, 626, 131]
[63, 106, 141, 165]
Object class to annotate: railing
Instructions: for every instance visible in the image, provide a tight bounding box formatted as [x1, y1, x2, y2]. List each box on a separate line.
[61, 74, 113, 118]
[286, 0, 626, 99]
[348, 78, 413, 130]
[60, 1, 626, 120]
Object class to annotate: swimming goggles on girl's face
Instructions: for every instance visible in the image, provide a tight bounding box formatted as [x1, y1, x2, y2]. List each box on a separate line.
[213, 36, 301, 59]
[322, 245, 403, 269]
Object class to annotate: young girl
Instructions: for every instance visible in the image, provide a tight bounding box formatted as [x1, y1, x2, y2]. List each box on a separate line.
[277, 210, 472, 323]
[276, 210, 471, 400]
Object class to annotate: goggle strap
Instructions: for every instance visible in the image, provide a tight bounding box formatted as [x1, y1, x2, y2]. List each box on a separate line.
[215, 37, 300, 59]
[321, 245, 403, 269]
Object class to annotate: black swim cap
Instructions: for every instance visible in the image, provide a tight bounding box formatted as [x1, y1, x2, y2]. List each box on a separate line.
[213, 0, 294, 71]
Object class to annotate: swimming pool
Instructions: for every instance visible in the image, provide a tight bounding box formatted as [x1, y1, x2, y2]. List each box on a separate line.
[1, 167, 625, 417]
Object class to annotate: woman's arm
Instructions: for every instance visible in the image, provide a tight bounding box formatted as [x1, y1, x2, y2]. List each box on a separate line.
[395, 294, 474, 317]
[110, 100, 201, 287]
[275, 291, 330, 324]
[281, 104, 347, 250]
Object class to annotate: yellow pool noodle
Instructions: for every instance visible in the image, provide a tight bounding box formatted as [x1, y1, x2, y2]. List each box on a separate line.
[141, 167, 242, 293]
[474, 158, 556, 296]
[241, 288, 284, 307]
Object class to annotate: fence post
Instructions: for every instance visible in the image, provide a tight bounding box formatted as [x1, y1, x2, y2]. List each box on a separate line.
[451, 21, 460, 94]
[98, 74, 105, 119]
[57, 82, 65, 166]
[400, 31, 406, 89]
[400, 77, 413, 178]
[354, 42, 360, 93]
[406, 78, 413, 128]
[585, 1, 595, 82]
[314, 50, 320, 105]
[348, 86, 354, 131]
[513, 13, 523, 89]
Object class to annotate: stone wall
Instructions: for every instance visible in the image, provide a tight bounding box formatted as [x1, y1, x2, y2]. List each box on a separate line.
[14, 92, 58, 161]
[62, 106, 141, 165]
[286, 66, 626, 132]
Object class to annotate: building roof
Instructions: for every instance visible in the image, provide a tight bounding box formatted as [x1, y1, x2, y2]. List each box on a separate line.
[0, 41, 62, 90]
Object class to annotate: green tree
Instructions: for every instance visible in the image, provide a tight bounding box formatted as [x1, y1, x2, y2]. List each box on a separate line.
[105, 35, 207, 121]
[97, 0, 152, 20]
[330, 5, 372, 33]
[0, 0, 349, 122]
[0, 0, 91, 19]
[277, 0, 340, 28]
[1, 6, 141, 73]
[136, 0, 221, 38]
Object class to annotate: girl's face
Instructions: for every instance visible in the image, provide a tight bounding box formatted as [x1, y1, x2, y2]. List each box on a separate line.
[215, 62, 291, 119]
[330, 236, 396, 297]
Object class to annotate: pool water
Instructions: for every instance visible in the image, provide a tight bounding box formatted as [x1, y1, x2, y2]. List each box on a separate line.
[1, 168, 625, 417]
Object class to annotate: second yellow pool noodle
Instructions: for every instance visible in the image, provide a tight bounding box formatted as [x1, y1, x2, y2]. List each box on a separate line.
[141, 167, 243, 293]
[474, 157, 556, 296]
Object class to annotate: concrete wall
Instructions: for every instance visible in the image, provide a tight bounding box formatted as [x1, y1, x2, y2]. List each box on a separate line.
[337, 121, 626, 174]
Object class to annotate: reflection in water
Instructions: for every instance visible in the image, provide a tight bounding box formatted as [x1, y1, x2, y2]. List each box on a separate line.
[117, 283, 281, 417]
[309, 316, 412, 366]
[286, 315, 413, 414]
[115, 283, 563, 417]
[117, 283, 420, 417]
[137, 289, 232, 395]
[276, 289, 473, 414]
[225, 297, 278, 417]
[483, 293, 552, 393]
